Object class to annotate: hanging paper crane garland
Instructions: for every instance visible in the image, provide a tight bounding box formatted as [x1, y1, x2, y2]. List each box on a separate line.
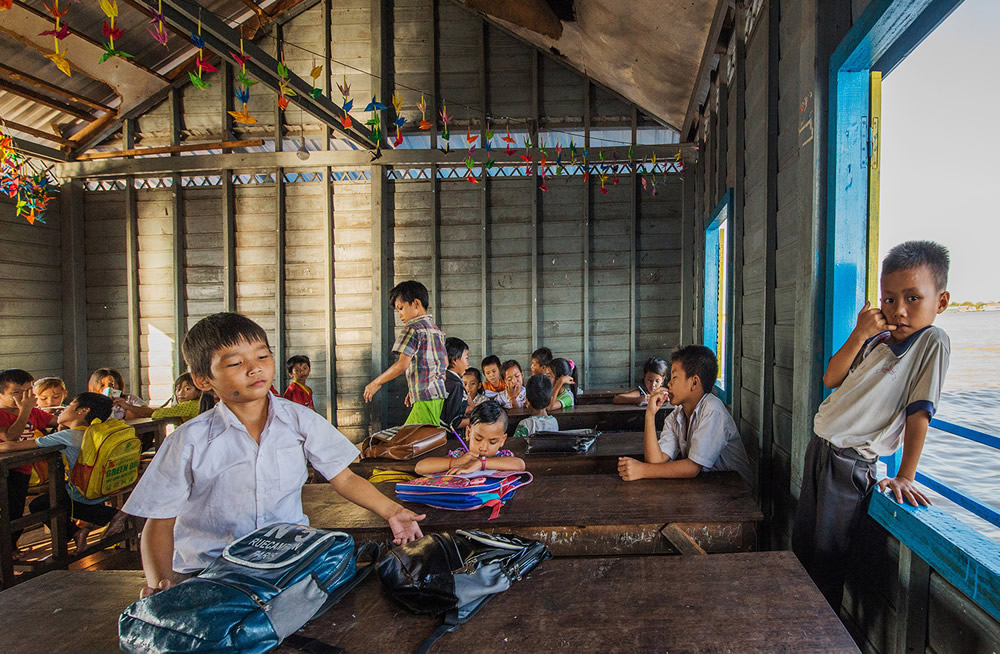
[188, 19, 211, 89]
[1, 128, 57, 225]
[227, 39, 256, 124]
[417, 95, 432, 130]
[391, 91, 405, 147]
[276, 56, 296, 111]
[309, 61, 323, 100]
[439, 103, 452, 152]
[147, 0, 168, 46]
[336, 77, 353, 130]
[99, 0, 132, 62]
[40, 0, 72, 76]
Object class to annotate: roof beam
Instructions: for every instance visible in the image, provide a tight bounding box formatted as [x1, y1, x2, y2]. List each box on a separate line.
[0, 64, 114, 113]
[74, 138, 265, 161]
[3, 120, 74, 147]
[681, 0, 731, 139]
[7, 134, 69, 162]
[133, 0, 376, 149]
[0, 78, 97, 122]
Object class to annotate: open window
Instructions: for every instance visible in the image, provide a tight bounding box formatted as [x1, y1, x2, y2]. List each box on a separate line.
[703, 190, 734, 403]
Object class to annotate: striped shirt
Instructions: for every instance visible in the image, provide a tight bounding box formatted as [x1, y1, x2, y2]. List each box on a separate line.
[392, 314, 448, 402]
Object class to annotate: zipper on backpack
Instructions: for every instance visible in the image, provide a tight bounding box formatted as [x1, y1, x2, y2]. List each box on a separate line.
[201, 578, 271, 612]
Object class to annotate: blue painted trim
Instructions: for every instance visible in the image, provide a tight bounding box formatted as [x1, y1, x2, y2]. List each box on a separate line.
[931, 418, 1000, 450]
[869, 491, 1000, 623]
[873, 0, 965, 75]
[831, 0, 938, 73]
[914, 470, 1000, 529]
[703, 190, 733, 404]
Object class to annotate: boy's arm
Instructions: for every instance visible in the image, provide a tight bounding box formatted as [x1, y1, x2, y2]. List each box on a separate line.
[1, 390, 37, 442]
[643, 394, 671, 463]
[139, 517, 177, 598]
[824, 301, 894, 388]
[363, 353, 412, 402]
[414, 455, 457, 475]
[613, 390, 641, 405]
[0, 439, 41, 452]
[329, 468, 425, 544]
[619, 457, 702, 481]
[878, 411, 932, 506]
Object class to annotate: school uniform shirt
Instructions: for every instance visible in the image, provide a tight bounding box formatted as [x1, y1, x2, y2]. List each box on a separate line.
[471, 393, 488, 406]
[35, 427, 109, 505]
[481, 379, 505, 397]
[813, 325, 950, 459]
[112, 393, 147, 420]
[658, 393, 752, 486]
[495, 386, 527, 410]
[512, 415, 559, 438]
[554, 387, 575, 409]
[440, 370, 468, 430]
[392, 314, 448, 402]
[0, 407, 54, 475]
[122, 396, 358, 574]
[283, 381, 315, 410]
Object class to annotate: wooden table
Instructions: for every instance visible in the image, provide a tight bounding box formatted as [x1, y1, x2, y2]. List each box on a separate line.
[505, 402, 667, 435]
[577, 386, 632, 404]
[349, 432, 647, 478]
[0, 446, 69, 589]
[305, 472, 761, 555]
[0, 553, 859, 653]
[127, 417, 181, 451]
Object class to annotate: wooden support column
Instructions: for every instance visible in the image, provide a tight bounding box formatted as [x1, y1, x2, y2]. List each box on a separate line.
[582, 79, 591, 387]
[324, 167, 338, 423]
[731, 10, 747, 433]
[222, 170, 236, 312]
[429, 0, 440, 318]
[679, 159, 695, 345]
[274, 23, 284, 153]
[895, 544, 931, 654]
[628, 107, 638, 387]
[479, 18, 489, 355]
[275, 168, 287, 391]
[370, 0, 391, 432]
[124, 118, 141, 395]
[60, 179, 88, 392]
[170, 87, 186, 376]
[223, 62, 234, 142]
[323, 0, 332, 148]
[530, 49, 540, 351]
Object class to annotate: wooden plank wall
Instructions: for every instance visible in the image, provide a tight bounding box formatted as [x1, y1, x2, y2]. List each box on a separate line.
[84, 191, 129, 387]
[135, 189, 177, 403]
[0, 198, 63, 378]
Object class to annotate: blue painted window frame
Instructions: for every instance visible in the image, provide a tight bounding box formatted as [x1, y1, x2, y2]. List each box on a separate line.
[826, 0, 999, 624]
[703, 190, 734, 404]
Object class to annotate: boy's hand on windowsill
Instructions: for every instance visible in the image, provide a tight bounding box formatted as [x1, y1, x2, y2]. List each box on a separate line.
[878, 476, 931, 507]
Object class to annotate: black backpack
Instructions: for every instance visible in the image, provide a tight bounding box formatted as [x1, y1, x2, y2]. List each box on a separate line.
[377, 530, 551, 653]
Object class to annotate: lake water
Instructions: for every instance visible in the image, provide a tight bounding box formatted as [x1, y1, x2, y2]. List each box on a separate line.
[893, 311, 1000, 542]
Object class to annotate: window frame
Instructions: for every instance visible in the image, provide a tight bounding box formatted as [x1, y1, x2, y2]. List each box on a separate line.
[703, 189, 734, 404]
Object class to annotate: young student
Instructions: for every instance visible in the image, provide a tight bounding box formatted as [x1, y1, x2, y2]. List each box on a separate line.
[617, 345, 752, 486]
[33, 377, 68, 410]
[462, 367, 488, 414]
[513, 375, 559, 438]
[127, 373, 205, 424]
[282, 355, 315, 410]
[614, 357, 670, 405]
[0, 369, 58, 555]
[530, 347, 553, 377]
[364, 280, 448, 426]
[414, 401, 525, 475]
[123, 312, 425, 598]
[89, 368, 147, 420]
[480, 355, 505, 398]
[542, 357, 577, 410]
[793, 241, 951, 608]
[496, 360, 527, 409]
[0, 392, 120, 552]
[441, 337, 471, 430]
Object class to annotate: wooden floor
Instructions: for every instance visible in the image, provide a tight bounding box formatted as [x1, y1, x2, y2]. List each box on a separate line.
[11, 522, 141, 582]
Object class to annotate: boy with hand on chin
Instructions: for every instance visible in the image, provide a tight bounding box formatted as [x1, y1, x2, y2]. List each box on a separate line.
[618, 345, 751, 486]
[793, 241, 951, 608]
[364, 280, 448, 426]
[123, 313, 425, 599]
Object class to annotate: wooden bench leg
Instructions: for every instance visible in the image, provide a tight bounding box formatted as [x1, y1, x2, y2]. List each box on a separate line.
[0, 470, 13, 589]
[661, 523, 708, 555]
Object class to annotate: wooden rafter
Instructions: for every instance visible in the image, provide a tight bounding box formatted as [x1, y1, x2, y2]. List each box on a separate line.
[242, 0, 312, 38]
[73, 138, 265, 161]
[0, 64, 114, 113]
[0, 78, 96, 122]
[2, 120, 74, 147]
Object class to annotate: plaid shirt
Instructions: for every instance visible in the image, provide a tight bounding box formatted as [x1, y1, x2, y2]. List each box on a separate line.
[392, 314, 447, 402]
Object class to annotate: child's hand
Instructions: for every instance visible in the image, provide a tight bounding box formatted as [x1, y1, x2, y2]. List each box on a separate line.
[13, 387, 36, 415]
[388, 508, 426, 544]
[853, 301, 896, 341]
[363, 380, 381, 402]
[140, 578, 174, 600]
[404, 394, 413, 407]
[878, 476, 931, 507]
[617, 457, 645, 481]
[112, 397, 131, 410]
[446, 452, 481, 475]
[557, 375, 575, 386]
[646, 392, 669, 414]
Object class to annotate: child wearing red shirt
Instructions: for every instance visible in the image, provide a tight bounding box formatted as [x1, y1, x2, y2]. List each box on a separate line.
[282, 354, 315, 410]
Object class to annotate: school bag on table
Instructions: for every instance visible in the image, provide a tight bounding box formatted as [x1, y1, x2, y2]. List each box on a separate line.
[524, 428, 600, 454]
[70, 418, 141, 500]
[359, 423, 448, 460]
[379, 530, 551, 654]
[119, 524, 379, 654]
[395, 471, 533, 520]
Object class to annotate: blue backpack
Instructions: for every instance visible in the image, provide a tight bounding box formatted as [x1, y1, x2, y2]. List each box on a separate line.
[119, 524, 377, 654]
[395, 471, 533, 519]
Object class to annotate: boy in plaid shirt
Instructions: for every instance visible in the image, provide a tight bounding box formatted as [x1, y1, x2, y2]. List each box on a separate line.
[364, 280, 448, 425]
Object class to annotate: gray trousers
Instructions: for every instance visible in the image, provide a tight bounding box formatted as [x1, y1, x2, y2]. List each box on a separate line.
[792, 435, 877, 609]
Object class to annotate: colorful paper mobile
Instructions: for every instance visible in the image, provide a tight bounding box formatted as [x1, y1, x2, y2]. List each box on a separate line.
[337, 76, 352, 130]
[439, 104, 452, 142]
[417, 95, 432, 130]
[227, 38, 256, 124]
[99, 0, 131, 62]
[0, 0, 12, 10]
[1, 128, 57, 224]
[309, 61, 323, 100]
[363, 96, 387, 144]
[147, 0, 168, 46]
[391, 91, 405, 147]
[188, 19, 210, 88]
[276, 58, 296, 111]
[598, 173, 609, 194]
[41, 0, 72, 77]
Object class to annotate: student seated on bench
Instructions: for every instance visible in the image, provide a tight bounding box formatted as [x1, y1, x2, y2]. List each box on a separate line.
[415, 401, 525, 475]
[122, 312, 425, 599]
[512, 375, 558, 438]
[618, 345, 751, 486]
[0, 392, 122, 552]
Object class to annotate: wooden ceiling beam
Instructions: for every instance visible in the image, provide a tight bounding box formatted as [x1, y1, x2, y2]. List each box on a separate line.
[242, 0, 313, 38]
[74, 138, 265, 161]
[0, 64, 114, 113]
[0, 78, 97, 122]
[681, 0, 731, 139]
[3, 120, 74, 147]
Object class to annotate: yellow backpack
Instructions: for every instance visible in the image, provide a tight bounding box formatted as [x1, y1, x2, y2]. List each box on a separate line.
[70, 418, 141, 500]
[368, 468, 417, 484]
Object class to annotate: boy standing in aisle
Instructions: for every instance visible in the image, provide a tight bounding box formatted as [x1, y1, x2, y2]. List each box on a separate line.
[364, 280, 448, 425]
[793, 241, 951, 608]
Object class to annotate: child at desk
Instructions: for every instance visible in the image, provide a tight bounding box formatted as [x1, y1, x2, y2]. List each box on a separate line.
[125, 373, 204, 424]
[89, 367, 147, 420]
[614, 357, 669, 405]
[496, 360, 527, 409]
[462, 367, 488, 414]
[441, 336, 471, 430]
[480, 355, 505, 398]
[617, 345, 751, 486]
[122, 312, 425, 599]
[513, 375, 558, 437]
[530, 347, 553, 377]
[541, 357, 577, 410]
[33, 377, 68, 411]
[415, 401, 525, 475]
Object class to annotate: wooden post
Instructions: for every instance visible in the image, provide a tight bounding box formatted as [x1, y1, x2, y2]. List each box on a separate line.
[896, 544, 930, 654]
[531, 49, 540, 351]
[731, 8, 747, 434]
[582, 79, 591, 387]
[323, 0, 332, 148]
[680, 160, 695, 345]
[223, 62, 234, 142]
[124, 119, 141, 396]
[170, 87, 186, 376]
[479, 18, 489, 356]
[60, 179, 88, 392]
[429, 0, 440, 319]
[324, 167, 338, 423]
[222, 170, 236, 312]
[274, 23, 284, 153]
[628, 106, 638, 387]
[275, 168, 287, 391]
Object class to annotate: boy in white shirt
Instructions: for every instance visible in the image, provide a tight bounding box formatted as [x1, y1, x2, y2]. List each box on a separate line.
[617, 345, 751, 486]
[123, 312, 425, 599]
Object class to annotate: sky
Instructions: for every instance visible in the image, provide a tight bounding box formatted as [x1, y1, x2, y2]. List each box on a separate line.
[879, 0, 1000, 303]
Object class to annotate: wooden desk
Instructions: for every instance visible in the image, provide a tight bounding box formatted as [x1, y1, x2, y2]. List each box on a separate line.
[349, 432, 646, 478]
[304, 472, 761, 555]
[127, 417, 180, 451]
[0, 446, 69, 589]
[0, 553, 859, 653]
[505, 402, 667, 435]
[577, 386, 632, 404]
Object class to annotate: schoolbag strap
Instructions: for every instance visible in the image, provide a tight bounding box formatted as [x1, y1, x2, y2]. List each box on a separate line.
[485, 498, 503, 520]
[320, 541, 382, 610]
[414, 610, 461, 654]
[281, 634, 346, 654]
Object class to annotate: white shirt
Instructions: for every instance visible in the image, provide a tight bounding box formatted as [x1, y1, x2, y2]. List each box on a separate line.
[658, 393, 752, 486]
[814, 325, 950, 459]
[123, 396, 357, 573]
[495, 386, 527, 409]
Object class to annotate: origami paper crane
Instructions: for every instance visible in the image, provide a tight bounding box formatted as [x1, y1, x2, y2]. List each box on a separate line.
[0, 0, 13, 10]
[228, 106, 256, 124]
[196, 55, 217, 74]
[466, 126, 478, 147]
[439, 104, 452, 141]
[365, 96, 388, 112]
[337, 77, 351, 99]
[501, 125, 516, 145]
[238, 70, 256, 88]
[40, 24, 69, 40]
[484, 127, 494, 153]
[148, 24, 168, 46]
[231, 51, 250, 67]
[148, 1, 168, 46]
[45, 49, 71, 76]
[599, 174, 609, 194]
[340, 113, 352, 130]
[417, 95, 432, 130]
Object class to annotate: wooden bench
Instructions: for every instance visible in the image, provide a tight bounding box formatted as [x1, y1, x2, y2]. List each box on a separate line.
[505, 402, 668, 435]
[349, 431, 647, 478]
[0, 553, 858, 652]
[304, 471, 762, 555]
